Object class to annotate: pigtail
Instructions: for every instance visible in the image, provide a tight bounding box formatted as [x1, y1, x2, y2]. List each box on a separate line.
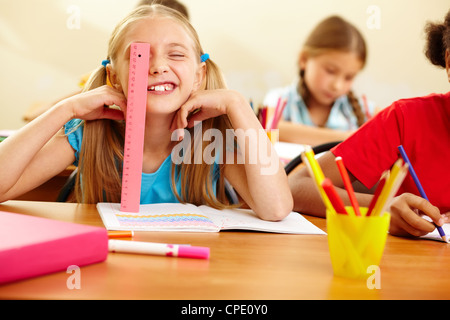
[424, 10, 450, 68]
[74, 62, 125, 203]
[81, 65, 108, 93]
[347, 90, 366, 127]
[200, 58, 236, 208]
[202, 58, 228, 90]
[172, 57, 236, 209]
[297, 69, 310, 105]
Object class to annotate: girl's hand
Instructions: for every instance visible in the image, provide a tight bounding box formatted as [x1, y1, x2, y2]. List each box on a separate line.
[64, 85, 126, 121]
[170, 89, 243, 134]
[388, 193, 445, 237]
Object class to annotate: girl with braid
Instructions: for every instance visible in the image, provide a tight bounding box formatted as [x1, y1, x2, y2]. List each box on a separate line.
[264, 15, 375, 146]
[290, 9, 450, 238]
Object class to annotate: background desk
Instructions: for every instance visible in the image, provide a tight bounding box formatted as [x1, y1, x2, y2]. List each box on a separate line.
[0, 200, 449, 300]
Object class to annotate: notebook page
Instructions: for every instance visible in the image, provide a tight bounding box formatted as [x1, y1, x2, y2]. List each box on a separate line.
[200, 206, 326, 235]
[97, 202, 220, 232]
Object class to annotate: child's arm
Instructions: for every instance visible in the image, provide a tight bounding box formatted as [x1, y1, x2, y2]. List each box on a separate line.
[0, 86, 126, 202]
[278, 120, 353, 146]
[171, 89, 293, 221]
[289, 151, 444, 237]
[289, 151, 372, 217]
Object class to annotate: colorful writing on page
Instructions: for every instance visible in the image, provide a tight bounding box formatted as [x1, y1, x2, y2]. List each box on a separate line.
[115, 213, 217, 229]
[98, 202, 220, 232]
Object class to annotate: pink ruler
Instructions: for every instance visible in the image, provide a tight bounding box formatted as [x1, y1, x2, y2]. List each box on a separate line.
[120, 43, 150, 213]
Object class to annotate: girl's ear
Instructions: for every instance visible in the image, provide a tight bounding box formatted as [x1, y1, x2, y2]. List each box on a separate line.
[106, 64, 122, 90]
[193, 62, 207, 90]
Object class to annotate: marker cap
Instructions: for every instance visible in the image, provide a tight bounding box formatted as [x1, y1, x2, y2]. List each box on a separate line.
[178, 245, 210, 259]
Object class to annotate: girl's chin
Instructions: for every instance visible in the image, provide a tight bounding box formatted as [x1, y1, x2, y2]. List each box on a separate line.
[318, 96, 336, 105]
[145, 107, 178, 114]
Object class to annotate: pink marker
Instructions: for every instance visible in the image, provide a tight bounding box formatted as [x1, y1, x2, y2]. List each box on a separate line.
[108, 240, 210, 259]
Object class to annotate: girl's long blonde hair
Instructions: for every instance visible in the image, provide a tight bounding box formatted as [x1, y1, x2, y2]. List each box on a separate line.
[298, 15, 367, 127]
[73, 4, 234, 208]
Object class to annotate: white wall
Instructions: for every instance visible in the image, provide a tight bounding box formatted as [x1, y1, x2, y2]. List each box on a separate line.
[0, 0, 448, 129]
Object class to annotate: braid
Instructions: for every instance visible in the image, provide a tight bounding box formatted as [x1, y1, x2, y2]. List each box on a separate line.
[296, 69, 310, 103]
[347, 90, 366, 127]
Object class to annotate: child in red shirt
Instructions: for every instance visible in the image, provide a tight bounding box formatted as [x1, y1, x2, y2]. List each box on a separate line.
[290, 10, 450, 238]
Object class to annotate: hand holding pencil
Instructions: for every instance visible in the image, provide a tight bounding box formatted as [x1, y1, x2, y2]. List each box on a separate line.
[302, 145, 447, 242]
[388, 193, 446, 240]
[391, 146, 448, 242]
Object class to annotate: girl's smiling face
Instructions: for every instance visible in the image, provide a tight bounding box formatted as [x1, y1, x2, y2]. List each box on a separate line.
[300, 50, 363, 106]
[107, 17, 205, 116]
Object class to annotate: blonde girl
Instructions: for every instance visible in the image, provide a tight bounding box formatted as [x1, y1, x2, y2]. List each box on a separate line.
[0, 5, 292, 221]
[264, 15, 375, 146]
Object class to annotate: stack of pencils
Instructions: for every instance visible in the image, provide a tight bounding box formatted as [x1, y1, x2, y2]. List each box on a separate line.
[302, 144, 448, 242]
[257, 97, 287, 130]
[301, 145, 408, 217]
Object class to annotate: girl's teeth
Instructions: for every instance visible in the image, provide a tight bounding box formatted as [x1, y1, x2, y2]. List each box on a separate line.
[149, 84, 173, 91]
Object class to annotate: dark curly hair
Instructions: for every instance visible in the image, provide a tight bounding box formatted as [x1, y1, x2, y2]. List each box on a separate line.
[424, 9, 450, 68]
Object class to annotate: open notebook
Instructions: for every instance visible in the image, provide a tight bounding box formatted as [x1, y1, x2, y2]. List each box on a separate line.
[97, 202, 326, 235]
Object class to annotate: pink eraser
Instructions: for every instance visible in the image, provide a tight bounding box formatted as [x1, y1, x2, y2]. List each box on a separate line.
[178, 245, 210, 259]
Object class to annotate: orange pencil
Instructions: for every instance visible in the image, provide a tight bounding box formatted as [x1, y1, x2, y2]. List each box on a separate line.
[108, 230, 135, 238]
[335, 156, 361, 216]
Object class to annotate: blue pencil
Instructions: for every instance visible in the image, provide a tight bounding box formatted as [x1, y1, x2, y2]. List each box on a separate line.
[397, 145, 447, 242]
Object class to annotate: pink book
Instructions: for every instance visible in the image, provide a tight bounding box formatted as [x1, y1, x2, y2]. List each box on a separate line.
[0, 211, 108, 284]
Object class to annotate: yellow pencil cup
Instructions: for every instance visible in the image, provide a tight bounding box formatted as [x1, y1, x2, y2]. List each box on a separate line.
[326, 207, 390, 279]
[266, 129, 279, 144]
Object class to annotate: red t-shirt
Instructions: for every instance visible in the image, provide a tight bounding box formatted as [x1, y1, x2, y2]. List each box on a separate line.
[331, 92, 450, 213]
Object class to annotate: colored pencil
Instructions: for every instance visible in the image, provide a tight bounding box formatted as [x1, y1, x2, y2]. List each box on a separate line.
[322, 178, 348, 215]
[366, 171, 389, 216]
[108, 230, 134, 238]
[370, 159, 404, 217]
[335, 157, 361, 216]
[265, 107, 275, 129]
[397, 145, 447, 242]
[302, 146, 335, 214]
[260, 107, 267, 129]
[271, 98, 287, 130]
[378, 162, 409, 216]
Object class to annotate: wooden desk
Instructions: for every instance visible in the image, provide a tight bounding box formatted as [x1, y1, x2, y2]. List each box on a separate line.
[0, 200, 449, 300]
